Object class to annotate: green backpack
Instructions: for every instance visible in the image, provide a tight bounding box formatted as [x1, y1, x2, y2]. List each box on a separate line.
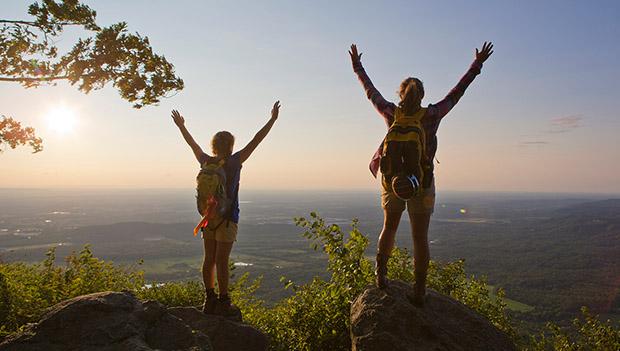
[380, 107, 432, 196]
[193, 159, 230, 235]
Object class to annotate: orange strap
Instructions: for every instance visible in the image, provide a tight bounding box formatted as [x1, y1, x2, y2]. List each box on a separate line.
[193, 216, 210, 236]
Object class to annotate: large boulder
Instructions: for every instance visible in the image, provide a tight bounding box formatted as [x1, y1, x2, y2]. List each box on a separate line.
[170, 307, 267, 351]
[0, 291, 267, 351]
[350, 280, 517, 351]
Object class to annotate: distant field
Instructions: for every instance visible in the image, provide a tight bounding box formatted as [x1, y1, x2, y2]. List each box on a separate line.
[488, 285, 534, 312]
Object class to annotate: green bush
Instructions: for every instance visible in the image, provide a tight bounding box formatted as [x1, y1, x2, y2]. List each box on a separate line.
[527, 306, 620, 351]
[0, 272, 10, 329]
[0, 245, 144, 338]
[135, 280, 204, 307]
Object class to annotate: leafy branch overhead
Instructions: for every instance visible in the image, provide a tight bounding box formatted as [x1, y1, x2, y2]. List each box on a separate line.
[0, 0, 185, 108]
[0, 116, 43, 153]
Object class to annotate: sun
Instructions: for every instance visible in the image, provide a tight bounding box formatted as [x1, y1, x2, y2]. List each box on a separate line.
[46, 105, 77, 134]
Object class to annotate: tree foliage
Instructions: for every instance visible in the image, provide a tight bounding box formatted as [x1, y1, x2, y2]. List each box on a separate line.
[1, 0, 184, 108]
[0, 0, 185, 152]
[0, 116, 43, 153]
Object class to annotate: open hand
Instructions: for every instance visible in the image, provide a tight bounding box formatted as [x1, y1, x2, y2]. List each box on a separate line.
[349, 44, 362, 65]
[271, 101, 281, 120]
[475, 41, 494, 63]
[171, 110, 185, 127]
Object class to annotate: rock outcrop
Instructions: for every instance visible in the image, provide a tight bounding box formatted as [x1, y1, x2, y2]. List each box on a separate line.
[0, 291, 267, 351]
[169, 307, 267, 351]
[350, 280, 516, 351]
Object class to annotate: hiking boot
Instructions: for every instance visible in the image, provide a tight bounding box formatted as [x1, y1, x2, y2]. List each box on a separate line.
[412, 271, 427, 307]
[214, 294, 237, 317]
[375, 253, 390, 289]
[202, 289, 217, 314]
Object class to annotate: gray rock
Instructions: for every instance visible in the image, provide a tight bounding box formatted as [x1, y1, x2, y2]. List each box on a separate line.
[169, 307, 267, 351]
[0, 291, 266, 351]
[351, 280, 517, 351]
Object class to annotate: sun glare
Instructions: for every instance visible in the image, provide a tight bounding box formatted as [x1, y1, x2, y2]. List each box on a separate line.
[46, 105, 77, 134]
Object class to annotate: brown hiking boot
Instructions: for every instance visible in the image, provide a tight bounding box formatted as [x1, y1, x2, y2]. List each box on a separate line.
[202, 289, 217, 314]
[214, 294, 237, 317]
[375, 253, 390, 289]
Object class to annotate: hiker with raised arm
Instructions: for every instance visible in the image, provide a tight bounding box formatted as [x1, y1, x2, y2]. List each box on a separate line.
[350, 42, 493, 305]
[171, 101, 281, 315]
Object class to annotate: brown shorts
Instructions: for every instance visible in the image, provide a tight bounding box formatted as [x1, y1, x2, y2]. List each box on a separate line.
[201, 216, 238, 242]
[381, 176, 436, 214]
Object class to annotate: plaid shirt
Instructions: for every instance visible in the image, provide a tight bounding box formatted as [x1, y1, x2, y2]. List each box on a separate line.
[353, 58, 483, 178]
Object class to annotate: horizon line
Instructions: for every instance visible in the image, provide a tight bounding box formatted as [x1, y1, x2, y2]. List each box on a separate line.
[0, 187, 618, 197]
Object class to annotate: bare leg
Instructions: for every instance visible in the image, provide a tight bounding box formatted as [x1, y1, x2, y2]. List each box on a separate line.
[201, 238, 218, 313]
[409, 211, 431, 303]
[378, 209, 403, 256]
[376, 209, 403, 288]
[202, 238, 217, 289]
[215, 241, 234, 295]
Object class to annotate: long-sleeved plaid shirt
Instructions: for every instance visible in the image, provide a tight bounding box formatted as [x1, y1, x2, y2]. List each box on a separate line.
[353, 58, 484, 179]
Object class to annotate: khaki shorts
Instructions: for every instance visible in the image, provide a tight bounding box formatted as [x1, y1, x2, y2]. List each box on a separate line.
[381, 176, 436, 214]
[201, 216, 238, 242]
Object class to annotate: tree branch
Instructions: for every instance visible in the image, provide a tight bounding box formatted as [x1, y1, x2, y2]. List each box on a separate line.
[0, 76, 70, 82]
[0, 20, 88, 28]
[0, 20, 37, 26]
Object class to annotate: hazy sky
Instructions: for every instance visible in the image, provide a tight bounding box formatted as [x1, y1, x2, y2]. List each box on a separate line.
[1, 0, 619, 193]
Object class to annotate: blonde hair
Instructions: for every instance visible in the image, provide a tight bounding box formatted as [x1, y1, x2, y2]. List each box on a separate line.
[398, 77, 424, 113]
[211, 131, 235, 157]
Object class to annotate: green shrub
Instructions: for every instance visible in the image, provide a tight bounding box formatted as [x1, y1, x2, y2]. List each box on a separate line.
[0, 271, 10, 336]
[0, 245, 143, 338]
[527, 306, 620, 350]
[136, 280, 204, 307]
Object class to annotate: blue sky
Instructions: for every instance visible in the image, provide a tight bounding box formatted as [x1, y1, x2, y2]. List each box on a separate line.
[1, 0, 619, 192]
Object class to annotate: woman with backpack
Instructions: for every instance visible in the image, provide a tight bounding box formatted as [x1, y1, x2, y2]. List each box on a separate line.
[349, 42, 493, 305]
[171, 101, 281, 315]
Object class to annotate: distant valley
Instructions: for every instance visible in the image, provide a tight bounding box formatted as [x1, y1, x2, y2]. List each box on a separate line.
[1, 189, 618, 329]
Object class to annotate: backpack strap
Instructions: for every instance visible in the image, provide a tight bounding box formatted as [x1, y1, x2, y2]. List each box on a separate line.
[393, 106, 426, 124]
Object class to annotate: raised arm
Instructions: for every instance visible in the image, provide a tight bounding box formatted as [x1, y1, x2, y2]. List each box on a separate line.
[239, 101, 280, 164]
[171, 110, 205, 162]
[431, 41, 494, 119]
[349, 44, 395, 124]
